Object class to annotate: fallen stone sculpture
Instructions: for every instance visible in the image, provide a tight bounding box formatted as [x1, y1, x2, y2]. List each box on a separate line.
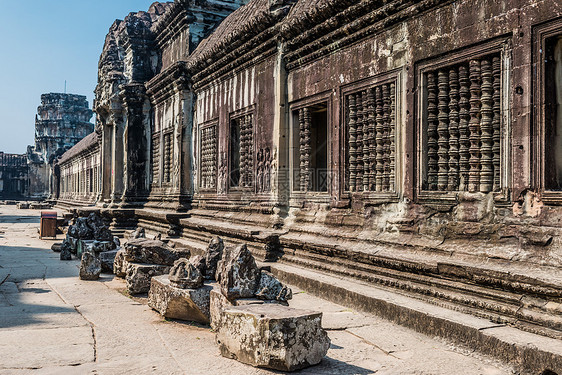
[169, 258, 203, 289]
[51, 243, 62, 252]
[148, 275, 213, 323]
[113, 249, 127, 277]
[100, 249, 119, 273]
[126, 263, 170, 294]
[216, 244, 261, 299]
[255, 270, 292, 303]
[205, 236, 224, 280]
[79, 251, 101, 280]
[60, 242, 72, 261]
[216, 304, 330, 371]
[124, 238, 190, 266]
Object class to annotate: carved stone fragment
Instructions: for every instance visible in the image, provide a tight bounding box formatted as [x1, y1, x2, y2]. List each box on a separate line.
[113, 249, 127, 278]
[79, 251, 101, 281]
[126, 262, 171, 294]
[206, 236, 224, 280]
[216, 244, 260, 299]
[255, 271, 292, 303]
[169, 258, 204, 289]
[123, 238, 189, 266]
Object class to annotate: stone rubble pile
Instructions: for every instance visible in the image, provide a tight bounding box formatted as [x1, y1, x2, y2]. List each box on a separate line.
[144, 236, 328, 371]
[113, 230, 190, 294]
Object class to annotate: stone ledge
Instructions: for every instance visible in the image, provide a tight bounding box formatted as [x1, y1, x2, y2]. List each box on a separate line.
[269, 262, 562, 374]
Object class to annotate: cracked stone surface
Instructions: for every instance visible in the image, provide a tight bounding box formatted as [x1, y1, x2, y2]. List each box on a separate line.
[216, 304, 330, 371]
[0, 206, 515, 374]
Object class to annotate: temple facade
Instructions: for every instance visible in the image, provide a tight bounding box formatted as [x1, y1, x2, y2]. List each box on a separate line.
[27, 93, 94, 199]
[56, 0, 562, 349]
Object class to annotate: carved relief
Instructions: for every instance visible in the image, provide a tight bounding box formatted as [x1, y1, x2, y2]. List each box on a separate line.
[257, 147, 272, 193]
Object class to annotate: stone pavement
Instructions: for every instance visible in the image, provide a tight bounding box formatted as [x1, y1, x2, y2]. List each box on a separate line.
[0, 205, 515, 374]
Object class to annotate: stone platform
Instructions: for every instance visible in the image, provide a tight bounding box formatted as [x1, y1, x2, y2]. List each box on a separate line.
[148, 275, 213, 323]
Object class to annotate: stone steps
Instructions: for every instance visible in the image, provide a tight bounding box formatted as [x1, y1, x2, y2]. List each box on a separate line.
[278, 252, 562, 339]
[268, 262, 562, 374]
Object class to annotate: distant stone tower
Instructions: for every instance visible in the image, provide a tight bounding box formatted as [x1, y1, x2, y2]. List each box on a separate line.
[27, 93, 94, 199]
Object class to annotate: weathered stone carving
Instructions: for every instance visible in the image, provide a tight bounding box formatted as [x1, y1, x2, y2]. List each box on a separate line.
[255, 270, 292, 303]
[257, 147, 272, 193]
[99, 249, 119, 273]
[123, 238, 189, 266]
[126, 263, 171, 294]
[169, 258, 204, 289]
[60, 241, 72, 261]
[298, 107, 311, 191]
[480, 58, 494, 193]
[113, 249, 127, 277]
[448, 68, 460, 191]
[206, 236, 224, 280]
[459, 64, 471, 192]
[492, 56, 502, 192]
[216, 244, 260, 299]
[427, 72, 439, 191]
[468, 59, 482, 193]
[437, 69, 450, 191]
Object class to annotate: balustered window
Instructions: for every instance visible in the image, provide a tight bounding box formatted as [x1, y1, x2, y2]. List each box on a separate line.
[292, 103, 329, 192]
[420, 50, 504, 194]
[200, 124, 217, 190]
[544, 34, 562, 190]
[345, 81, 396, 193]
[163, 131, 172, 184]
[151, 134, 160, 185]
[229, 114, 254, 189]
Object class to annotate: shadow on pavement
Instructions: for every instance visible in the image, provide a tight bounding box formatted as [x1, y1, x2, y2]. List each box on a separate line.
[0, 215, 40, 224]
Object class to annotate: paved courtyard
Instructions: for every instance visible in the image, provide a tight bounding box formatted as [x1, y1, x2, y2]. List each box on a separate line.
[0, 205, 515, 374]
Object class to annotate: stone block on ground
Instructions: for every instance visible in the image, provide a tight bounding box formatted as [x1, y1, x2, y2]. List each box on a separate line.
[51, 243, 62, 252]
[79, 252, 101, 281]
[125, 262, 170, 295]
[216, 304, 330, 372]
[209, 286, 276, 330]
[124, 238, 190, 266]
[99, 249, 119, 273]
[17, 203, 30, 209]
[148, 275, 214, 324]
[113, 249, 126, 278]
[77, 240, 95, 258]
[216, 244, 260, 299]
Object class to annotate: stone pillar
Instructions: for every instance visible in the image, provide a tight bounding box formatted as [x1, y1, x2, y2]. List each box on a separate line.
[109, 101, 125, 207]
[120, 84, 150, 207]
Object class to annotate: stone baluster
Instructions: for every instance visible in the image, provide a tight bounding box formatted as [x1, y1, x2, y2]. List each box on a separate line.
[480, 59, 494, 193]
[458, 65, 470, 192]
[303, 108, 312, 191]
[348, 94, 358, 191]
[382, 84, 391, 191]
[468, 59, 482, 193]
[492, 56, 501, 191]
[427, 72, 439, 191]
[448, 67, 460, 191]
[367, 89, 376, 191]
[362, 91, 370, 192]
[389, 82, 396, 192]
[356, 92, 364, 192]
[437, 69, 450, 191]
[299, 109, 306, 191]
[375, 86, 385, 191]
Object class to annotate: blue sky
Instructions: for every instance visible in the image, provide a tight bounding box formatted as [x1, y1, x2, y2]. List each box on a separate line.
[0, 0, 159, 154]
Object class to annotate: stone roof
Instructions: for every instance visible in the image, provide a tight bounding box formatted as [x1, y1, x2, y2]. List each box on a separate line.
[57, 132, 100, 165]
[186, 0, 281, 73]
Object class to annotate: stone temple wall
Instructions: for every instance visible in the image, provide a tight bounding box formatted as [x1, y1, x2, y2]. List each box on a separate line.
[54, 0, 562, 342]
